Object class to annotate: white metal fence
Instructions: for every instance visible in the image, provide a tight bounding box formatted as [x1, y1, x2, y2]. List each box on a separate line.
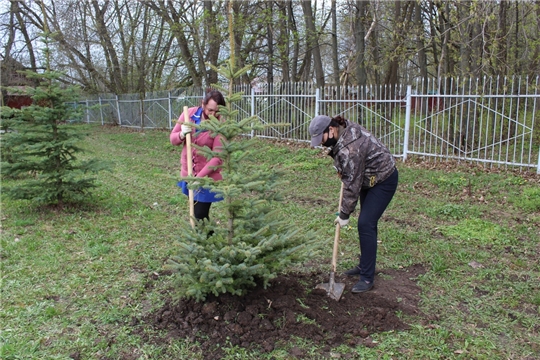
[74, 76, 540, 173]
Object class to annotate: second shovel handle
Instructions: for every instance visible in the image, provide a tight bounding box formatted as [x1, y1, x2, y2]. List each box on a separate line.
[184, 106, 195, 228]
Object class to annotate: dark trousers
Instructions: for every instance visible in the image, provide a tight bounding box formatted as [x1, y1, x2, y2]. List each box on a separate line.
[194, 201, 212, 221]
[357, 168, 398, 283]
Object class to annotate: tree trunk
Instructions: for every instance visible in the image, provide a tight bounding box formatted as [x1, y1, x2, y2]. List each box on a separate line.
[301, 0, 325, 88]
[428, 1, 439, 78]
[415, 1, 428, 82]
[13, 2, 38, 76]
[471, 5, 483, 78]
[437, 1, 452, 79]
[354, 0, 368, 86]
[289, 2, 301, 82]
[1, 2, 16, 106]
[204, 1, 221, 86]
[496, 1, 508, 76]
[384, 1, 402, 88]
[277, 1, 291, 83]
[458, 1, 471, 77]
[267, 1, 274, 84]
[91, 0, 125, 93]
[331, 0, 340, 90]
[532, 1, 540, 77]
[161, 1, 203, 87]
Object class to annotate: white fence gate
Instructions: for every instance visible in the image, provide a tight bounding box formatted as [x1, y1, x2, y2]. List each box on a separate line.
[75, 77, 539, 173]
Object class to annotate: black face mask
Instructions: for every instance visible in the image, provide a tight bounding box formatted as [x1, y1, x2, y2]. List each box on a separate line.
[322, 136, 337, 147]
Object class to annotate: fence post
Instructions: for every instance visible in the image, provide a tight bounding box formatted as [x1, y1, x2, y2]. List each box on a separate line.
[315, 88, 320, 117]
[99, 97, 104, 125]
[85, 100, 90, 123]
[168, 91, 172, 130]
[250, 88, 255, 138]
[402, 85, 412, 162]
[537, 148, 540, 174]
[537, 78, 540, 174]
[116, 95, 122, 126]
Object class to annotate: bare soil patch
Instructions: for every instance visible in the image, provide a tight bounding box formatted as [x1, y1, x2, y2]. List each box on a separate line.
[136, 264, 427, 359]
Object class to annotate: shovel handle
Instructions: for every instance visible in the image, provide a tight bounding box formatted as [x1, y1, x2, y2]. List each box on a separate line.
[183, 106, 195, 228]
[331, 183, 345, 272]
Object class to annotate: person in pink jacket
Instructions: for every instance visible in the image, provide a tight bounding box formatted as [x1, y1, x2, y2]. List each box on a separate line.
[170, 90, 226, 221]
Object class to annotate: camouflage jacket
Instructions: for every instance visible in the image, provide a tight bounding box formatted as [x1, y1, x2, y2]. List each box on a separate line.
[330, 120, 396, 219]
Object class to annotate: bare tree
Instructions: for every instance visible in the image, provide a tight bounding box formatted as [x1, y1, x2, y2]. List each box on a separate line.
[354, 0, 368, 86]
[532, 1, 540, 77]
[276, 1, 291, 83]
[495, 0, 509, 76]
[330, 0, 340, 89]
[266, 1, 274, 84]
[2, 0, 538, 95]
[143, 1, 204, 87]
[289, 1, 302, 82]
[9, 0, 39, 74]
[383, 1, 413, 87]
[415, 0, 428, 81]
[301, 0, 324, 87]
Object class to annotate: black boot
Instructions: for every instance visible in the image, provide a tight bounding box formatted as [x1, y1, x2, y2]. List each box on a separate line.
[343, 255, 361, 276]
[344, 265, 361, 276]
[351, 280, 373, 293]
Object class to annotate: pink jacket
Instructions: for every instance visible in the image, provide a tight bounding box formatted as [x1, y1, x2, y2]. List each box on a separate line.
[170, 107, 223, 181]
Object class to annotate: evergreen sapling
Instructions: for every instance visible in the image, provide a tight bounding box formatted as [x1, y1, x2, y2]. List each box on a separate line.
[0, 33, 110, 206]
[166, 61, 318, 302]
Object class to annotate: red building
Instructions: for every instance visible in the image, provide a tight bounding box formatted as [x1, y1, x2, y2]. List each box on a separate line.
[1, 56, 36, 109]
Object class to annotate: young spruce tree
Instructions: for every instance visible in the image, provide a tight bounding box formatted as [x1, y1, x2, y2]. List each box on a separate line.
[0, 33, 109, 206]
[165, 61, 318, 302]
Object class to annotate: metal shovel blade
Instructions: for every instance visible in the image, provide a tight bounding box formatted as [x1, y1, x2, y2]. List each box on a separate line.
[316, 272, 345, 301]
[316, 183, 346, 301]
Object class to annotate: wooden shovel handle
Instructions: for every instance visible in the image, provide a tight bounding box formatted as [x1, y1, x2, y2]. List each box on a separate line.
[183, 106, 195, 228]
[331, 183, 344, 272]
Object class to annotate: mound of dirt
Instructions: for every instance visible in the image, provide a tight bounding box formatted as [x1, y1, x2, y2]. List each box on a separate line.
[138, 264, 426, 359]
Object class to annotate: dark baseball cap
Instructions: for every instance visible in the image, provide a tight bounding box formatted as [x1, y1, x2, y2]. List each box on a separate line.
[309, 115, 332, 147]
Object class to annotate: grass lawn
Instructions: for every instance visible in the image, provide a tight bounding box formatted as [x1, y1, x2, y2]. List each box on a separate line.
[1, 124, 539, 359]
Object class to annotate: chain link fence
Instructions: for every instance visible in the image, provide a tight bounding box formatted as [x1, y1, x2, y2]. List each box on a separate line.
[70, 77, 539, 172]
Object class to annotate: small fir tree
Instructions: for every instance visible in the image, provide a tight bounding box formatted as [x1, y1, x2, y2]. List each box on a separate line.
[0, 33, 110, 206]
[165, 61, 318, 302]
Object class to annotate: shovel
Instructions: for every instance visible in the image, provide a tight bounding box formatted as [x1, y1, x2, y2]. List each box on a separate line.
[183, 106, 195, 229]
[316, 183, 346, 301]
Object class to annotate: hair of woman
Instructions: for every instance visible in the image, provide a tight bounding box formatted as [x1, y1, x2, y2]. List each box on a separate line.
[330, 115, 347, 127]
[203, 90, 226, 107]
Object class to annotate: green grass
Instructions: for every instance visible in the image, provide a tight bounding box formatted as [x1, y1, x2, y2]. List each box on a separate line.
[2, 124, 539, 359]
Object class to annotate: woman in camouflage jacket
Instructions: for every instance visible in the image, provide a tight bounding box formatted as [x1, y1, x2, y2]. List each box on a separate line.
[309, 115, 398, 293]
